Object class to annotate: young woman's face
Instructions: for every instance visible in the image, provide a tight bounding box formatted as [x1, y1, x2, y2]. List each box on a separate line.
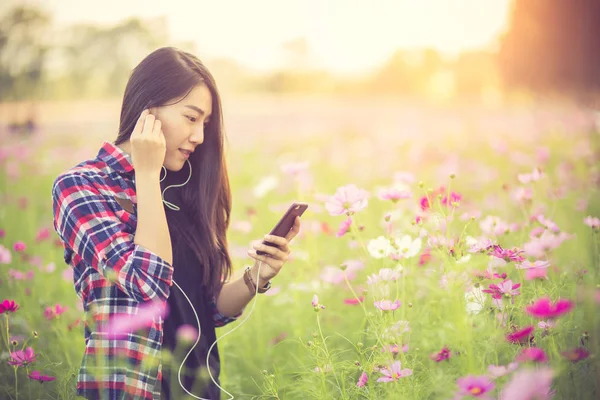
[150, 83, 213, 171]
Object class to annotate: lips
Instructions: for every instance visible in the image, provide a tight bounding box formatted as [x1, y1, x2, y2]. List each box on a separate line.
[179, 149, 192, 158]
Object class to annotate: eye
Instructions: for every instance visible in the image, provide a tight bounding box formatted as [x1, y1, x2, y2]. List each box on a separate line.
[185, 115, 197, 123]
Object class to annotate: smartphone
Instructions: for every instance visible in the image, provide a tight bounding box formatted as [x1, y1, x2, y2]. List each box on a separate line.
[257, 202, 308, 256]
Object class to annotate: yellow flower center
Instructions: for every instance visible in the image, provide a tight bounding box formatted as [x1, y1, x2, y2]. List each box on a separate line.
[470, 387, 482, 395]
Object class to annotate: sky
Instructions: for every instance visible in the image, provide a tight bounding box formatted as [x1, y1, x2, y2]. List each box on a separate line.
[25, 0, 513, 74]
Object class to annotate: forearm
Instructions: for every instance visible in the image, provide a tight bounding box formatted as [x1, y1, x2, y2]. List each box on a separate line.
[216, 264, 269, 317]
[134, 172, 173, 265]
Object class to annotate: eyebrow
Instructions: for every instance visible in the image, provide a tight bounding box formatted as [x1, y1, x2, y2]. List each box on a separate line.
[184, 105, 210, 118]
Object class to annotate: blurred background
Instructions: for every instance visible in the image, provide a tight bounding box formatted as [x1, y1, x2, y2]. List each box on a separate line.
[1, 0, 599, 140]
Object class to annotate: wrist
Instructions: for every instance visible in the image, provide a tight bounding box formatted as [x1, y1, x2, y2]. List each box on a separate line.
[250, 264, 270, 288]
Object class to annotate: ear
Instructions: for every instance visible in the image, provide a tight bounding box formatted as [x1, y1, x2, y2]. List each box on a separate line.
[148, 107, 156, 116]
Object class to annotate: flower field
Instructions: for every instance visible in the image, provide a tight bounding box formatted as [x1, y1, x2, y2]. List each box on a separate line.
[0, 96, 599, 399]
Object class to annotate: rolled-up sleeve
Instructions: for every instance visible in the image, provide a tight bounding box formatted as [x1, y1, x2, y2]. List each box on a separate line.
[210, 295, 242, 327]
[52, 172, 173, 303]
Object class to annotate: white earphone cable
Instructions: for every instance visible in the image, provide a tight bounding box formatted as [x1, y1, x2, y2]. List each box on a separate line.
[171, 260, 263, 400]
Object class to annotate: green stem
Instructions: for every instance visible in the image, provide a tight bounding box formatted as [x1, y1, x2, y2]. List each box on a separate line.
[316, 313, 342, 395]
[14, 366, 18, 400]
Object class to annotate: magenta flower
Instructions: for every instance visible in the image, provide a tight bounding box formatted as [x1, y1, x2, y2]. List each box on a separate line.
[374, 300, 401, 311]
[500, 367, 554, 400]
[324, 184, 369, 216]
[455, 375, 495, 398]
[100, 300, 169, 338]
[8, 347, 36, 367]
[482, 280, 521, 300]
[376, 361, 412, 382]
[516, 347, 548, 363]
[13, 241, 26, 252]
[487, 362, 519, 378]
[561, 347, 590, 362]
[28, 370, 56, 382]
[0, 299, 19, 313]
[356, 371, 368, 387]
[336, 217, 352, 238]
[343, 297, 364, 305]
[441, 191, 462, 207]
[430, 346, 451, 362]
[487, 245, 526, 263]
[525, 297, 573, 319]
[506, 326, 535, 344]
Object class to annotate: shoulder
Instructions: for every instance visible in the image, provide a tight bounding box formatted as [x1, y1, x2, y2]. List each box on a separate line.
[52, 158, 115, 199]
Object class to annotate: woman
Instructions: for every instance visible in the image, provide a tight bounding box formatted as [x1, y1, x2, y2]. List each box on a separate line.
[51, 47, 301, 400]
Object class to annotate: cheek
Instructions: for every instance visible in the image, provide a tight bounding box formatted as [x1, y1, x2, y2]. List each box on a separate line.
[160, 118, 185, 150]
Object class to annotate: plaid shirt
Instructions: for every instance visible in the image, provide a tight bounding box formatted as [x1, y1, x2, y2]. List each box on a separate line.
[52, 141, 239, 399]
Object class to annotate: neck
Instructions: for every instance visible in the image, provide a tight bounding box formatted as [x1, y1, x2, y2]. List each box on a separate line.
[116, 140, 132, 156]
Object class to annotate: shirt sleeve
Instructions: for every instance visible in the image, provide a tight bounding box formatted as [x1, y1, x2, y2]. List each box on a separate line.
[210, 295, 243, 327]
[52, 172, 174, 303]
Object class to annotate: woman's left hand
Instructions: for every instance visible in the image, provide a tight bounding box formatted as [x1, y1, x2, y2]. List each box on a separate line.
[247, 216, 301, 285]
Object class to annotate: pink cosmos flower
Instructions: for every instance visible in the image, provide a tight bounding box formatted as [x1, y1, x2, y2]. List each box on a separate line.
[336, 217, 352, 238]
[506, 326, 535, 344]
[455, 375, 495, 399]
[441, 191, 462, 207]
[320, 266, 356, 284]
[538, 320, 556, 330]
[487, 362, 519, 378]
[8, 347, 36, 367]
[583, 216, 599, 229]
[13, 241, 26, 252]
[28, 370, 56, 382]
[324, 184, 369, 216]
[0, 228, 5, 238]
[523, 230, 571, 258]
[35, 227, 50, 242]
[517, 168, 544, 184]
[535, 215, 559, 233]
[374, 300, 401, 311]
[525, 297, 573, 319]
[525, 268, 548, 280]
[44, 304, 68, 321]
[343, 297, 364, 305]
[356, 371, 368, 387]
[0, 244, 11, 264]
[0, 299, 19, 313]
[516, 260, 550, 270]
[515, 347, 548, 363]
[376, 361, 412, 382]
[100, 300, 169, 338]
[487, 245, 526, 263]
[561, 347, 590, 362]
[311, 294, 319, 308]
[378, 187, 412, 202]
[176, 324, 199, 343]
[500, 367, 554, 400]
[430, 346, 451, 362]
[482, 280, 521, 300]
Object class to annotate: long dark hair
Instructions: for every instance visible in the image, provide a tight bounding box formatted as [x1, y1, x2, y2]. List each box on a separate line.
[115, 47, 232, 298]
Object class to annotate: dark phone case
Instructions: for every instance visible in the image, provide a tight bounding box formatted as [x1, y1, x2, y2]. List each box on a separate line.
[257, 203, 308, 256]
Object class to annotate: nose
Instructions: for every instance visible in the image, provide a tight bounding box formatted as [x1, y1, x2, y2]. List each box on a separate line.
[189, 125, 204, 146]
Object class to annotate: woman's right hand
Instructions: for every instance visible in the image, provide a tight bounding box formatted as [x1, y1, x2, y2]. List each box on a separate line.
[130, 109, 166, 176]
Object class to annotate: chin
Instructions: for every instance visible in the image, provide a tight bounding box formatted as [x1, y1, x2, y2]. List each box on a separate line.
[163, 160, 185, 172]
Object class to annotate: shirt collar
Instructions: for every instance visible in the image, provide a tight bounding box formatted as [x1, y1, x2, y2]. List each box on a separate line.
[97, 141, 134, 174]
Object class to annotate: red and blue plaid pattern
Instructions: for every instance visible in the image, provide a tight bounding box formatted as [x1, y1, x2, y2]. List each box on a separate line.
[52, 141, 239, 399]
